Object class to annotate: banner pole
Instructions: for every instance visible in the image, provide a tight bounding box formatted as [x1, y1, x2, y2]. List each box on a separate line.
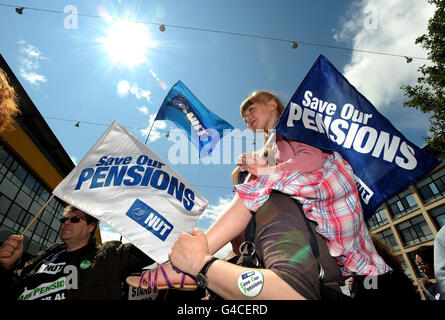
[144, 117, 157, 145]
[243, 132, 276, 184]
[21, 194, 55, 236]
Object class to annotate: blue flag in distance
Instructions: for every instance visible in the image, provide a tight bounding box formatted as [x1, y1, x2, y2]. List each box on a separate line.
[155, 81, 234, 157]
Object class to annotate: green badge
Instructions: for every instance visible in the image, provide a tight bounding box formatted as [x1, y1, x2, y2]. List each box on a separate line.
[80, 260, 92, 270]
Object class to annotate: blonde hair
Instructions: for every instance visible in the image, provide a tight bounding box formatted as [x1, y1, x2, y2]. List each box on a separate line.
[232, 91, 286, 184]
[240, 91, 285, 121]
[0, 68, 20, 131]
[240, 91, 285, 154]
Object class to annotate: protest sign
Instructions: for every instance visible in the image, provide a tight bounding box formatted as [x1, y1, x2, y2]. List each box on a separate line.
[53, 120, 208, 263]
[275, 55, 441, 217]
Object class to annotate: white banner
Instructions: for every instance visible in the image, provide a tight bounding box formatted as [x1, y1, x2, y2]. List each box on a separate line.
[53, 121, 208, 263]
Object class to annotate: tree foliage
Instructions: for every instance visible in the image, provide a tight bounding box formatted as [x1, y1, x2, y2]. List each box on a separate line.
[401, 0, 445, 152]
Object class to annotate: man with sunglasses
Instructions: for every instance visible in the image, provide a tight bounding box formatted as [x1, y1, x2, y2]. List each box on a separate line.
[0, 205, 154, 300]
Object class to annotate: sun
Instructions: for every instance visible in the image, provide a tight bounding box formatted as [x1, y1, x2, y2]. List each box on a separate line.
[101, 19, 154, 67]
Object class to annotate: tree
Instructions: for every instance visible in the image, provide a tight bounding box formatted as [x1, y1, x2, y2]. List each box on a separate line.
[401, 0, 445, 153]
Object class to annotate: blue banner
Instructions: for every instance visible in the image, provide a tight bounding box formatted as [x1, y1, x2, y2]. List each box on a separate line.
[275, 55, 441, 218]
[156, 81, 234, 157]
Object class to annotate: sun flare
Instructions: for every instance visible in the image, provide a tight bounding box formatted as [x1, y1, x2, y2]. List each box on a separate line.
[102, 19, 154, 67]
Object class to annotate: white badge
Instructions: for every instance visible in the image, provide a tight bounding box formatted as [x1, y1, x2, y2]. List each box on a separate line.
[237, 270, 264, 298]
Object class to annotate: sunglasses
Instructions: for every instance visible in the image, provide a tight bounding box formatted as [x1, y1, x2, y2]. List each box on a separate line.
[60, 217, 87, 224]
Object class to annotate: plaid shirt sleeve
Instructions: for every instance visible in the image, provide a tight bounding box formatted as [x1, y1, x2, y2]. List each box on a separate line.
[235, 151, 391, 277]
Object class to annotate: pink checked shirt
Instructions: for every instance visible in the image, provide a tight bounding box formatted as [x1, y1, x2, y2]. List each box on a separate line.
[235, 135, 391, 276]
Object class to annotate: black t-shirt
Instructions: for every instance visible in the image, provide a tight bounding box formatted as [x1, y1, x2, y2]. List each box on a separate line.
[354, 269, 421, 301]
[17, 249, 78, 301]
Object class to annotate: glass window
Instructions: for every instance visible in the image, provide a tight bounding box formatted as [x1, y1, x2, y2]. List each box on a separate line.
[397, 215, 434, 247]
[429, 204, 445, 229]
[0, 146, 9, 164]
[0, 143, 68, 257]
[34, 222, 49, 242]
[0, 165, 7, 179]
[0, 194, 12, 216]
[387, 189, 418, 219]
[8, 163, 23, 188]
[0, 178, 19, 200]
[48, 229, 59, 243]
[2, 217, 15, 230]
[21, 213, 31, 229]
[15, 190, 32, 210]
[376, 228, 399, 250]
[51, 215, 61, 229]
[41, 208, 54, 225]
[14, 164, 27, 182]
[416, 167, 445, 204]
[6, 203, 24, 228]
[28, 202, 41, 216]
[24, 174, 38, 191]
[367, 206, 388, 230]
[1, 153, 14, 170]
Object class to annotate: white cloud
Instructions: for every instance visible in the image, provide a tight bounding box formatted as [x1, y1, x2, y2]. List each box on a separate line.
[333, 0, 434, 110]
[196, 196, 233, 231]
[137, 106, 149, 115]
[99, 223, 130, 243]
[140, 113, 167, 142]
[116, 80, 151, 102]
[18, 40, 47, 85]
[130, 83, 151, 102]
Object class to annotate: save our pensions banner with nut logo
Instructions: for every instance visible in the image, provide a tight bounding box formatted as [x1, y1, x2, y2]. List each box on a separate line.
[53, 120, 208, 263]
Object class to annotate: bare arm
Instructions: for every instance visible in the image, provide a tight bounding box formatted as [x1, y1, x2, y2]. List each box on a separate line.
[205, 258, 305, 300]
[205, 194, 252, 255]
[169, 229, 305, 300]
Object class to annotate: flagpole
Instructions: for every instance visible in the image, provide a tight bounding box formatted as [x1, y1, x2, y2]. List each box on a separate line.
[21, 194, 55, 236]
[144, 116, 157, 145]
[243, 132, 276, 183]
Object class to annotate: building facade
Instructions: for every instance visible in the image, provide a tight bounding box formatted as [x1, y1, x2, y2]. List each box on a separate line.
[367, 154, 445, 299]
[0, 54, 100, 260]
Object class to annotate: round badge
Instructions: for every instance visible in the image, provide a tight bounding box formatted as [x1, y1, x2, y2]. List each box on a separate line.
[237, 270, 264, 298]
[80, 260, 92, 270]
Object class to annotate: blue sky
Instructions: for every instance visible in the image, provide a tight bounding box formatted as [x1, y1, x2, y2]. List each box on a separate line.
[0, 0, 435, 245]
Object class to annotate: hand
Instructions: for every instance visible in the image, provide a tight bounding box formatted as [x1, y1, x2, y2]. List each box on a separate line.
[246, 154, 274, 176]
[236, 153, 248, 171]
[169, 228, 211, 277]
[0, 235, 23, 270]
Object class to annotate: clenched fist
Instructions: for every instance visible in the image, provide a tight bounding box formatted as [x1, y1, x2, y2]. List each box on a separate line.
[0, 235, 23, 270]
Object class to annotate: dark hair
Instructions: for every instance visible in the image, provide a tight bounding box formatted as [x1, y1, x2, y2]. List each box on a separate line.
[414, 245, 434, 264]
[371, 234, 403, 273]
